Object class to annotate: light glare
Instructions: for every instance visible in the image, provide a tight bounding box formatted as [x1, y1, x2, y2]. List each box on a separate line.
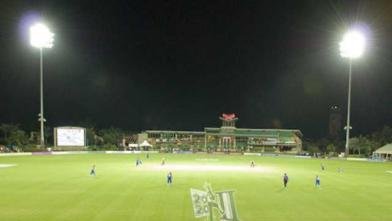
[339, 30, 365, 59]
[30, 23, 54, 48]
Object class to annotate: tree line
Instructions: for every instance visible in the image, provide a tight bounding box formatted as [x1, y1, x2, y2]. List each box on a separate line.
[302, 125, 392, 157]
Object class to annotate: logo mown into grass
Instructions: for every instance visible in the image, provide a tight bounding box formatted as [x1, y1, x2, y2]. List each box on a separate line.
[190, 183, 240, 221]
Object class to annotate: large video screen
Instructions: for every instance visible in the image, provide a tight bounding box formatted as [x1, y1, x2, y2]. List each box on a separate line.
[56, 127, 85, 146]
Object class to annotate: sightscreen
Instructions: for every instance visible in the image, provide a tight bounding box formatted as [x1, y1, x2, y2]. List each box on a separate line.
[56, 127, 85, 146]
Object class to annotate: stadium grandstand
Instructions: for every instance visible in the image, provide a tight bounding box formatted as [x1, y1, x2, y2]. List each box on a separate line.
[134, 114, 302, 153]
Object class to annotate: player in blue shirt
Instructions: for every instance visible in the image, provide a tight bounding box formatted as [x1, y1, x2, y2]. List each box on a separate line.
[167, 171, 173, 185]
[136, 158, 142, 166]
[315, 175, 321, 187]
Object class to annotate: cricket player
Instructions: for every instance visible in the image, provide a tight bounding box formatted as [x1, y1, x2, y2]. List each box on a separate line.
[315, 175, 321, 187]
[167, 171, 173, 185]
[90, 164, 96, 176]
[283, 173, 289, 188]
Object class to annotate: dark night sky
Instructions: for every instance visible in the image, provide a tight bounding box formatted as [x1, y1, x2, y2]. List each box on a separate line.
[0, 0, 391, 138]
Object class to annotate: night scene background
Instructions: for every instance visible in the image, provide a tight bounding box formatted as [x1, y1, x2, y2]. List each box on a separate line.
[0, 0, 391, 139]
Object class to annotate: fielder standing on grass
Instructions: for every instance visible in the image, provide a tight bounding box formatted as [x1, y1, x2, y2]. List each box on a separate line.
[315, 175, 321, 188]
[283, 173, 289, 188]
[167, 171, 173, 185]
[136, 158, 142, 166]
[90, 164, 96, 176]
[321, 163, 325, 171]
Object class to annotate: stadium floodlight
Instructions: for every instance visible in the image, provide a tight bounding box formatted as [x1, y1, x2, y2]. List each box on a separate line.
[339, 30, 365, 59]
[30, 23, 54, 48]
[30, 22, 54, 147]
[339, 29, 366, 157]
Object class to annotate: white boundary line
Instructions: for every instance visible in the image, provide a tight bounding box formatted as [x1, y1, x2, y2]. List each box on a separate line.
[0, 153, 32, 157]
[0, 164, 17, 168]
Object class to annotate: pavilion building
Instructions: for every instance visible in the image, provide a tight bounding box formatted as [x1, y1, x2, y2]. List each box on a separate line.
[373, 143, 392, 160]
[137, 114, 303, 153]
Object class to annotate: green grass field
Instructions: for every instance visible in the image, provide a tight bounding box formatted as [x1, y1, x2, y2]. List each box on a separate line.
[0, 153, 391, 221]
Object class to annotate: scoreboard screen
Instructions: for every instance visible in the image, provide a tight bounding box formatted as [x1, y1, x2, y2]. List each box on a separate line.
[56, 127, 86, 146]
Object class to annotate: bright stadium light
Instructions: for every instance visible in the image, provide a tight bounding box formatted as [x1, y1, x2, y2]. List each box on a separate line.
[339, 30, 365, 59]
[30, 23, 54, 48]
[30, 22, 54, 147]
[339, 28, 366, 157]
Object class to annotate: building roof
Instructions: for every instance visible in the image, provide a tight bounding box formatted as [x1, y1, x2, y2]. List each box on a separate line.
[140, 140, 152, 147]
[374, 143, 392, 154]
[204, 127, 303, 137]
[144, 130, 205, 135]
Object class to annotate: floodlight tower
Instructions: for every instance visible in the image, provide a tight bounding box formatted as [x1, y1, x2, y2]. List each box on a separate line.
[30, 23, 54, 147]
[339, 29, 365, 157]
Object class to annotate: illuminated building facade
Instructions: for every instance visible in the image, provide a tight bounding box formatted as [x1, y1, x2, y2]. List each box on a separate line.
[138, 114, 302, 153]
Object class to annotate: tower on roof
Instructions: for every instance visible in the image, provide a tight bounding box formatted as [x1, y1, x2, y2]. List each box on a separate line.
[219, 113, 238, 128]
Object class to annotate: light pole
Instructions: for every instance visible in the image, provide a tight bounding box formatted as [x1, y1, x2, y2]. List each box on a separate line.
[339, 29, 365, 157]
[30, 23, 54, 147]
